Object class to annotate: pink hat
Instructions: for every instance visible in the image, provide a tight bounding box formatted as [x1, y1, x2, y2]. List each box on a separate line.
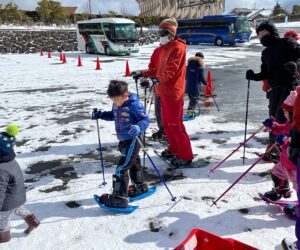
[281, 90, 297, 112]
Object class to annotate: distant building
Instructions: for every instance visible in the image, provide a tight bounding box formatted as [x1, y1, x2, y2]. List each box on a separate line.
[63, 7, 78, 16]
[247, 9, 273, 27]
[136, 0, 225, 19]
[229, 8, 252, 16]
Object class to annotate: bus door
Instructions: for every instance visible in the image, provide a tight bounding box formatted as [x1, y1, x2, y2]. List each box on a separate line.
[227, 20, 236, 44]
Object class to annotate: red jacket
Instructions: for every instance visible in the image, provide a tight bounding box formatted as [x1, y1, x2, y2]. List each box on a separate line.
[293, 86, 300, 132]
[155, 37, 186, 100]
[142, 46, 161, 78]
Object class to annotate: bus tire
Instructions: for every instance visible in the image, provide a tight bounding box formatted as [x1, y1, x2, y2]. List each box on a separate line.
[105, 46, 111, 56]
[215, 38, 223, 46]
[86, 44, 94, 54]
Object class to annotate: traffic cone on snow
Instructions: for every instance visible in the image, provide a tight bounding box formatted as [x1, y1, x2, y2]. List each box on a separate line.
[124, 60, 130, 77]
[95, 57, 101, 70]
[62, 53, 67, 63]
[59, 51, 63, 61]
[40, 49, 44, 56]
[48, 51, 51, 58]
[205, 70, 214, 97]
[77, 55, 83, 66]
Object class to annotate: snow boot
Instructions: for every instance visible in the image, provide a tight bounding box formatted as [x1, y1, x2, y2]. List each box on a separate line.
[128, 168, 148, 198]
[161, 149, 176, 159]
[284, 204, 298, 219]
[99, 174, 128, 208]
[170, 158, 192, 167]
[0, 230, 11, 243]
[264, 174, 291, 201]
[281, 237, 298, 250]
[186, 109, 197, 119]
[24, 214, 40, 234]
[128, 183, 149, 198]
[152, 130, 167, 141]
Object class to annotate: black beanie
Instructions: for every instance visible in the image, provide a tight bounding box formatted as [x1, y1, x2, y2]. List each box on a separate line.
[195, 52, 204, 58]
[256, 20, 280, 38]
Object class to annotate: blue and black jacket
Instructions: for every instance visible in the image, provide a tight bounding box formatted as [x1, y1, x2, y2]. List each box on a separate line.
[185, 56, 207, 97]
[99, 93, 149, 142]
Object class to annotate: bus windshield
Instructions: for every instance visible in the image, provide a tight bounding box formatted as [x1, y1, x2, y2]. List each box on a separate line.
[113, 23, 138, 41]
[236, 17, 250, 34]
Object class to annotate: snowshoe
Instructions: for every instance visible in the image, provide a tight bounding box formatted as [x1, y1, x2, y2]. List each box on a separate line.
[263, 188, 292, 201]
[161, 149, 177, 160]
[170, 158, 192, 167]
[284, 204, 298, 219]
[128, 183, 149, 198]
[128, 186, 157, 202]
[98, 193, 128, 208]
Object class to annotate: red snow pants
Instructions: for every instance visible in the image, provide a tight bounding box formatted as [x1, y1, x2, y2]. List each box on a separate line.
[160, 97, 193, 161]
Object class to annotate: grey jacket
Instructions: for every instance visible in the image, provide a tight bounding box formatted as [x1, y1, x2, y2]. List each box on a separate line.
[0, 158, 26, 211]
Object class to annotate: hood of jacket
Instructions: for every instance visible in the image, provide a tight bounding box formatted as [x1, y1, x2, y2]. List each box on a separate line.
[187, 56, 204, 67]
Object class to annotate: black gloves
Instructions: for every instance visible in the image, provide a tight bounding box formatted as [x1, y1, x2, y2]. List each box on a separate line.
[246, 69, 255, 80]
[91, 108, 102, 120]
[140, 78, 150, 88]
[131, 70, 142, 80]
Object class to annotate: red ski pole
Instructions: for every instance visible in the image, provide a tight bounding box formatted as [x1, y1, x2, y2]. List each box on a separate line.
[211, 144, 276, 207]
[210, 125, 264, 173]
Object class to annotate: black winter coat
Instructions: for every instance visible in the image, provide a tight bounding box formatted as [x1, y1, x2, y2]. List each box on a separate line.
[253, 37, 300, 88]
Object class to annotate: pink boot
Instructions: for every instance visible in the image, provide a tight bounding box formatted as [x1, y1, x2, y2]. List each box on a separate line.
[24, 214, 40, 234]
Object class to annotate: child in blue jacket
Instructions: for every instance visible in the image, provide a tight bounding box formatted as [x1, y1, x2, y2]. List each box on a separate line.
[185, 52, 207, 118]
[92, 80, 149, 208]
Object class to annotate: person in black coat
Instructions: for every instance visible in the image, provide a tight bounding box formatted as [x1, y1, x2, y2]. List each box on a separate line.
[185, 52, 207, 118]
[246, 20, 300, 144]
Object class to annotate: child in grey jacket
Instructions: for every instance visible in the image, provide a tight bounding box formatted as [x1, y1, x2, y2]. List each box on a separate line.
[0, 125, 40, 243]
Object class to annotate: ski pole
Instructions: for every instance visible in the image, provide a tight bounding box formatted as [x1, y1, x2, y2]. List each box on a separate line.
[210, 95, 220, 112]
[210, 125, 264, 173]
[136, 137, 177, 201]
[243, 79, 251, 164]
[211, 144, 276, 207]
[94, 109, 107, 186]
[143, 86, 147, 169]
[134, 77, 139, 98]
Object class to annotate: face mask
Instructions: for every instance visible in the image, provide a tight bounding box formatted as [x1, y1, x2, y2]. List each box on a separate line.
[260, 34, 277, 47]
[160, 35, 169, 45]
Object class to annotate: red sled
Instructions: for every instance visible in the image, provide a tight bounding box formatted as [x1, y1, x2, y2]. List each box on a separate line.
[174, 228, 258, 250]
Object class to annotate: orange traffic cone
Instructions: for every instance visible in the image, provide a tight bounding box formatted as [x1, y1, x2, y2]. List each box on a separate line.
[95, 57, 101, 70]
[62, 53, 66, 63]
[124, 60, 130, 77]
[59, 52, 63, 61]
[205, 70, 214, 97]
[48, 51, 51, 58]
[77, 55, 83, 66]
[40, 49, 44, 56]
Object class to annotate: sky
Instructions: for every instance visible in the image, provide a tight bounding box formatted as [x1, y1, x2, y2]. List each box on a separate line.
[0, 0, 298, 15]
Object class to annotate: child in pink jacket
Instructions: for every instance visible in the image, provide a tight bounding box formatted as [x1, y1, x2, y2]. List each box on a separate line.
[262, 90, 297, 203]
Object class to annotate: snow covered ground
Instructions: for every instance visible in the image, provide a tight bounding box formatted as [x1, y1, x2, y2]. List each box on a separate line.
[0, 40, 296, 250]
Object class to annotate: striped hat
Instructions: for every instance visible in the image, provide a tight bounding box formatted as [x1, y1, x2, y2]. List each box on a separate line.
[159, 17, 178, 36]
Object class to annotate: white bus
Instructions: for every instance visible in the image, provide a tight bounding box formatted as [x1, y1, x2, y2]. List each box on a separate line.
[76, 18, 139, 56]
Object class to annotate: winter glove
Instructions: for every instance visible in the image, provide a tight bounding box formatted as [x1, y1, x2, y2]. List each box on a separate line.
[131, 70, 142, 80]
[287, 129, 300, 165]
[262, 117, 275, 129]
[128, 125, 141, 137]
[284, 61, 298, 75]
[246, 69, 255, 80]
[140, 78, 150, 88]
[91, 108, 102, 120]
[275, 134, 287, 146]
[152, 78, 160, 86]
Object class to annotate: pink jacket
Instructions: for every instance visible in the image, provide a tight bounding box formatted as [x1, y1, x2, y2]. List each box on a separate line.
[272, 121, 296, 171]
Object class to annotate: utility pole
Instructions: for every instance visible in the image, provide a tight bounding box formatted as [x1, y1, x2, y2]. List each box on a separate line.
[88, 0, 92, 15]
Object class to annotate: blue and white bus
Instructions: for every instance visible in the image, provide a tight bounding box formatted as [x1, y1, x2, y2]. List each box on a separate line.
[177, 15, 251, 46]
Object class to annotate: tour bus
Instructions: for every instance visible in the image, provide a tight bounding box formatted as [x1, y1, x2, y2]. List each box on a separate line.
[177, 15, 251, 46]
[77, 18, 139, 55]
